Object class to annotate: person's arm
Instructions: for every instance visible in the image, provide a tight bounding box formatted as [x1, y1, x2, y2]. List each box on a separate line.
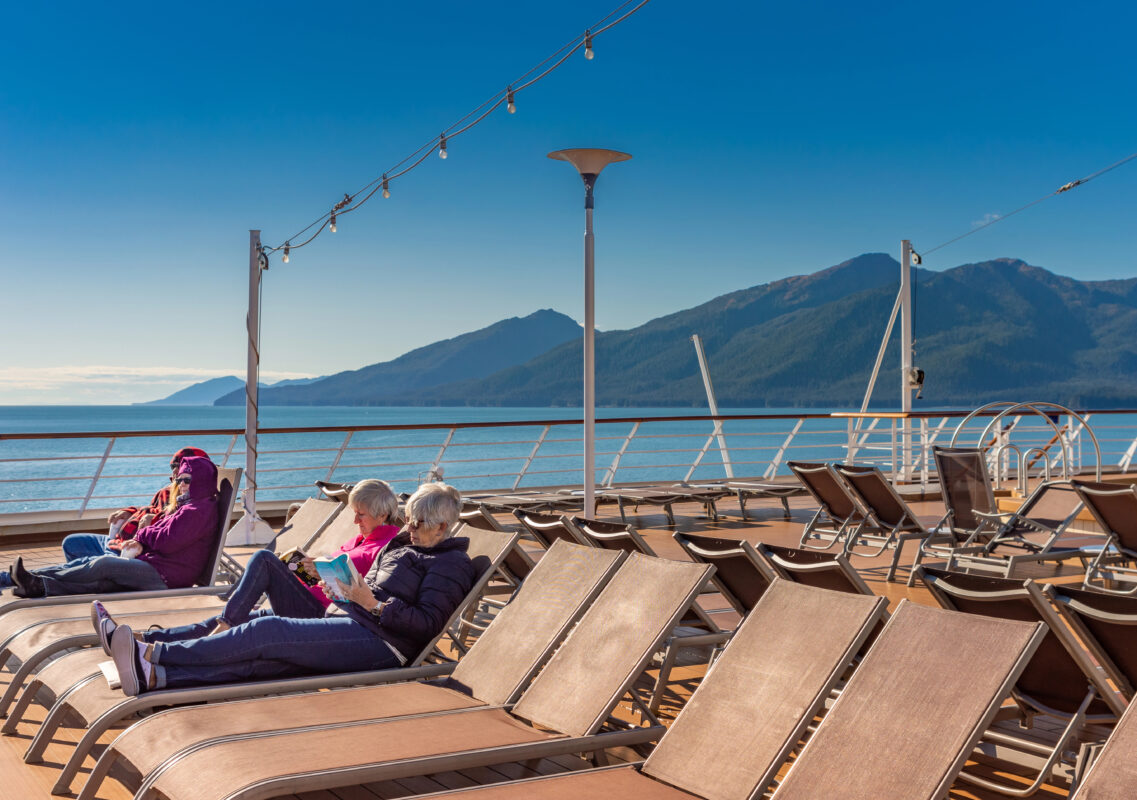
[375, 555, 475, 637]
[132, 502, 212, 555]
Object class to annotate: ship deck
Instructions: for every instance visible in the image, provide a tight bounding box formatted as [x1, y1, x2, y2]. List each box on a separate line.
[0, 489, 1102, 799]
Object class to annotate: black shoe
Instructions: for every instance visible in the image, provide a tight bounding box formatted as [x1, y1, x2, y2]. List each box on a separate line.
[11, 558, 45, 598]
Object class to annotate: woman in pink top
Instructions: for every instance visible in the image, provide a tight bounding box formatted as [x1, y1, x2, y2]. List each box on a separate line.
[95, 480, 401, 643]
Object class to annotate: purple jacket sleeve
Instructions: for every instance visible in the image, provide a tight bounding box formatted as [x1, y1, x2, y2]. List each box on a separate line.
[133, 501, 212, 555]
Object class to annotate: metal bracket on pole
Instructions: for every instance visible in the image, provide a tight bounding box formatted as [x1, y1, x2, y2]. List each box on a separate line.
[692, 334, 734, 479]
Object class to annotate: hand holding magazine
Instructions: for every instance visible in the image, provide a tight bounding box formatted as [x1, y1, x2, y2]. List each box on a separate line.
[313, 552, 364, 602]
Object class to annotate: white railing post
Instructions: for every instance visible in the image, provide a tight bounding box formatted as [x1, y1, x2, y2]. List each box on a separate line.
[684, 433, 717, 483]
[765, 418, 805, 479]
[325, 431, 354, 482]
[220, 433, 238, 467]
[604, 422, 639, 487]
[77, 438, 116, 518]
[428, 429, 455, 483]
[513, 426, 550, 490]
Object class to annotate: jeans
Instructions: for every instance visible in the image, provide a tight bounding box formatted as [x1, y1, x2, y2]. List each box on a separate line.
[34, 554, 168, 596]
[150, 614, 402, 689]
[61, 533, 113, 561]
[220, 550, 326, 626]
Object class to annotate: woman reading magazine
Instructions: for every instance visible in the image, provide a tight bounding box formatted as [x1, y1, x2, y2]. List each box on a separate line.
[101, 482, 475, 696]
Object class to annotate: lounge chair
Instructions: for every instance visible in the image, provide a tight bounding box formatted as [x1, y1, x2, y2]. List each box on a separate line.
[0, 467, 241, 619]
[787, 461, 872, 551]
[1067, 692, 1137, 799]
[75, 539, 624, 800]
[222, 496, 343, 576]
[1070, 479, 1137, 594]
[672, 532, 778, 617]
[597, 484, 729, 525]
[104, 552, 715, 800]
[908, 446, 1008, 585]
[15, 527, 520, 795]
[946, 479, 1093, 578]
[755, 541, 875, 595]
[511, 509, 587, 549]
[916, 565, 1123, 795]
[1050, 584, 1137, 702]
[770, 601, 1045, 799]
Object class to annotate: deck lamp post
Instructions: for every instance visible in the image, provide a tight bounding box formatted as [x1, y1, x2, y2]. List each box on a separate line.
[547, 148, 631, 516]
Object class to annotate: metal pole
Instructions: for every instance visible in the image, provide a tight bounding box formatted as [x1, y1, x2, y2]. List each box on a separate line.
[583, 176, 597, 516]
[692, 334, 734, 479]
[242, 231, 273, 544]
[900, 239, 913, 478]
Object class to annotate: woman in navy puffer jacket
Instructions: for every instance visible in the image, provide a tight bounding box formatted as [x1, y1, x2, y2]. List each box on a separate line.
[107, 482, 476, 696]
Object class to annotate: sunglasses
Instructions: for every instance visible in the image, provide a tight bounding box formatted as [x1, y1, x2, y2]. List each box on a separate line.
[175, 476, 192, 485]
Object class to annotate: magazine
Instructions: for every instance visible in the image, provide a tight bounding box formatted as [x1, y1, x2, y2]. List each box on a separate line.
[312, 552, 363, 602]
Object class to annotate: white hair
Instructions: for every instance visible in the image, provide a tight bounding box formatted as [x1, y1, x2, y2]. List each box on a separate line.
[405, 482, 462, 537]
[348, 479, 398, 523]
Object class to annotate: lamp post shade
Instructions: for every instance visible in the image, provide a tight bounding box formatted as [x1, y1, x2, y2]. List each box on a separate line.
[548, 147, 631, 517]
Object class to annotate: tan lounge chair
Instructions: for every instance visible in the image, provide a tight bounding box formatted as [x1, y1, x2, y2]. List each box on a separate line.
[120, 552, 714, 800]
[597, 484, 729, 524]
[673, 532, 778, 618]
[17, 527, 520, 795]
[1070, 478, 1137, 594]
[75, 539, 623, 800]
[1067, 693, 1137, 799]
[511, 509, 587, 549]
[756, 541, 875, 596]
[788, 461, 872, 551]
[832, 462, 932, 581]
[1051, 584, 1137, 703]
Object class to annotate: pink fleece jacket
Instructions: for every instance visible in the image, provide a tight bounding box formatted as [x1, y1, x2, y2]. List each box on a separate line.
[306, 523, 400, 608]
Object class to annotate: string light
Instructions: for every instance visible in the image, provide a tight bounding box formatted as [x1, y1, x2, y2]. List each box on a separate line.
[282, 243, 290, 263]
[261, 0, 652, 262]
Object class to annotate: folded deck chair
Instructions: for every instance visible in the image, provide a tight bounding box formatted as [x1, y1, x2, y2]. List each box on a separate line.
[947, 479, 1091, 578]
[1067, 691, 1137, 799]
[1050, 585, 1137, 703]
[75, 540, 624, 800]
[716, 476, 804, 520]
[0, 467, 241, 619]
[360, 579, 889, 800]
[1070, 479, 1137, 594]
[18, 527, 520, 795]
[0, 490, 351, 721]
[787, 461, 872, 552]
[755, 541, 875, 596]
[769, 601, 1045, 799]
[916, 565, 1123, 795]
[908, 446, 1006, 585]
[832, 463, 932, 581]
[511, 509, 588, 549]
[107, 552, 715, 800]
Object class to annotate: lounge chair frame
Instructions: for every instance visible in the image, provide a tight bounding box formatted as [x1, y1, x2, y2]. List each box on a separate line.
[1071, 479, 1137, 595]
[787, 461, 872, 552]
[831, 462, 930, 581]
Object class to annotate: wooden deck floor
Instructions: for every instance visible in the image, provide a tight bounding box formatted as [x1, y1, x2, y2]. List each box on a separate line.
[0, 491, 1099, 799]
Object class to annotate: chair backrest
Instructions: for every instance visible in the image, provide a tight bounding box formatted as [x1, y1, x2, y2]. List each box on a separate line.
[933, 446, 998, 533]
[756, 542, 874, 596]
[569, 516, 657, 556]
[1014, 480, 1083, 531]
[673, 532, 778, 615]
[642, 580, 888, 800]
[1050, 584, 1137, 700]
[269, 498, 343, 555]
[1070, 694, 1137, 799]
[408, 528, 520, 665]
[512, 509, 586, 550]
[771, 601, 1045, 800]
[832, 463, 923, 532]
[787, 461, 863, 523]
[455, 510, 533, 585]
[444, 540, 625, 706]
[510, 552, 713, 738]
[1072, 479, 1137, 552]
[300, 508, 362, 557]
[917, 566, 1122, 718]
[459, 502, 509, 532]
[195, 467, 242, 587]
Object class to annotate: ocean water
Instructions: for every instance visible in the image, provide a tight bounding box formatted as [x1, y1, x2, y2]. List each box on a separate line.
[0, 405, 849, 514]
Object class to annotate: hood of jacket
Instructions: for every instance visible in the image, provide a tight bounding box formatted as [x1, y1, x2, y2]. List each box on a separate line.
[177, 456, 217, 501]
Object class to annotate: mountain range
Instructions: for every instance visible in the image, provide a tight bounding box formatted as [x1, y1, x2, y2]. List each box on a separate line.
[149, 254, 1137, 408]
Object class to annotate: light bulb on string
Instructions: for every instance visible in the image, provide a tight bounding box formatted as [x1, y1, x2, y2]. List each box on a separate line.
[382, 174, 390, 199]
[584, 31, 594, 59]
[329, 212, 337, 233]
[282, 243, 290, 263]
[438, 134, 448, 159]
[506, 88, 516, 114]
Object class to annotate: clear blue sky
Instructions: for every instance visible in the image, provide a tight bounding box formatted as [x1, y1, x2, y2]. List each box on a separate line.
[2, 0, 1134, 403]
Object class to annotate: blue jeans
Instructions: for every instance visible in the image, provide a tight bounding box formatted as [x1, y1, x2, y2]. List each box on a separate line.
[220, 549, 326, 626]
[33, 554, 168, 596]
[0, 533, 112, 589]
[150, 614, 402, 689]
[62, 533, 114, 561]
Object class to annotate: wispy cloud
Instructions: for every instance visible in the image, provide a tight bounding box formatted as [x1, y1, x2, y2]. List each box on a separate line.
[972, 212, 1002, 228]
[0, 366, 315, 404]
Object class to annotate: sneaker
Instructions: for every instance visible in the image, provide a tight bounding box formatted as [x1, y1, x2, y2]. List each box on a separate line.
[92, 600, 117, 656]
[111, 625, 145, 697]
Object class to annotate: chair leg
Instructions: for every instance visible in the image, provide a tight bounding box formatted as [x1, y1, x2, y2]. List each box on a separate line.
[649, 640, 680, 715]
[736, 490, 749, 520]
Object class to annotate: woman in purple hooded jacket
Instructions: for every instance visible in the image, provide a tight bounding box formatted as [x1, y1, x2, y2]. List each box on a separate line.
[8, 456, 220, 597]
